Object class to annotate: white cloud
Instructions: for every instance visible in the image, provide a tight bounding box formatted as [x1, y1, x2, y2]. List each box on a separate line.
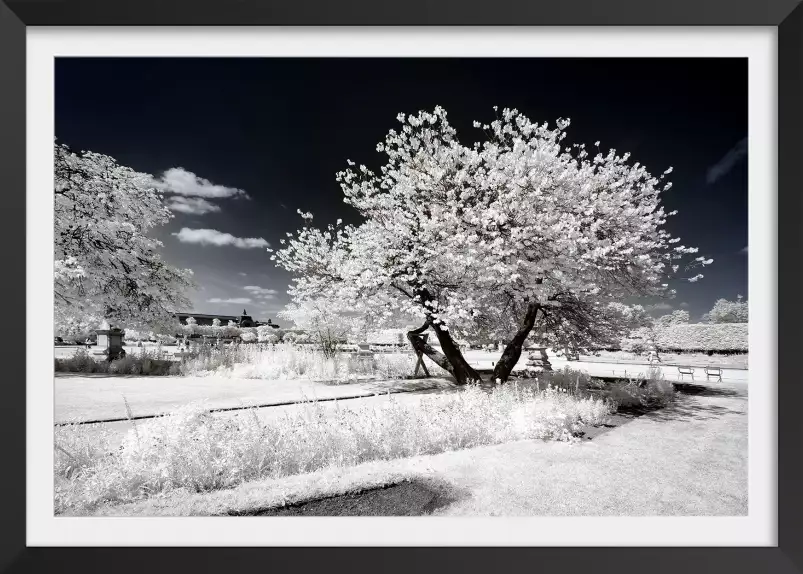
[207, 297, 252, 305]
[740, 246, 748, 255]
[244, 285, 278, 299]
[707, 137, 747, 184]
[153, 167, 249, 199]
[172, 228, 269, 249]
[647, 302, 673, 312]
[679, 302, 689, 308]
[166, 196, 221, 215]
[238, 272, 248, 277]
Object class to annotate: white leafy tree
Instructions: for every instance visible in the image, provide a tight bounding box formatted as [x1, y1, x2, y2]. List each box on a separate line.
[278, 299, 385, 358]
[181, 316, 197, 341]
[654, 309, 690, 329]
[272, 107, 710, 383]
[705, 296, 748, 324]
[222, 320, 241, 339]
[55, 142, 195, 333]
[209, 317, 222, 343]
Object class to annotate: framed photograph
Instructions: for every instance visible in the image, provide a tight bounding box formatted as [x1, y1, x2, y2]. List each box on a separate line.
[1, 1, 800, 572]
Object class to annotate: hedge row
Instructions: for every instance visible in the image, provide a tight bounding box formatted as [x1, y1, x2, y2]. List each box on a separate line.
[654, 323, 748, 352]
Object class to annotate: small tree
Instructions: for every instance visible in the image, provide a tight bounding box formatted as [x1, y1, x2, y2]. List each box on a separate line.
[240, 328, 257, 343]
[220, 320, 240, 339]
[181, 316, 197, 339]
[707, 296, 748, 323]
[209, 318, 222, 343]
[279, 300, 354, 358]
[654, 309, 690, 329]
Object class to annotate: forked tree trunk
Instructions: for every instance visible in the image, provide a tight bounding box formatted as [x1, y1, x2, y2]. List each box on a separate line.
[406, 321, 482, 385]
[493, 302, 541, 383]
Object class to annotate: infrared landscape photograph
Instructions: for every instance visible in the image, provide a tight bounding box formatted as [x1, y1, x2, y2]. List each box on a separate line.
[52, 57, 748, 518]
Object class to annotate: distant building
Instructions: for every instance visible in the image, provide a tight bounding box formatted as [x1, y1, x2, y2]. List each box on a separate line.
[174, 309, 280, 329]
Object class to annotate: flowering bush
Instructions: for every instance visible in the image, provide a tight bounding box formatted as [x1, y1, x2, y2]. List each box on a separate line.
[54, 384, 614, 514]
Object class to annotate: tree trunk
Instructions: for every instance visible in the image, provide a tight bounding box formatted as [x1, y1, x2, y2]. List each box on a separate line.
[493, 302, 541, 383]
[406, 322, 482, 385]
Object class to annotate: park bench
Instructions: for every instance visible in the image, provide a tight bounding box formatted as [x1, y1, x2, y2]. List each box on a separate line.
[677, 366, 695, 381]
[704, 366, 723, 382]
[353, 342, 375, 361]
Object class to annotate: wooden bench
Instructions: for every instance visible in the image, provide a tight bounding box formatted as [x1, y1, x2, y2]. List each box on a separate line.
[677, 366, 695, 381]
[704, 366, 723, 382]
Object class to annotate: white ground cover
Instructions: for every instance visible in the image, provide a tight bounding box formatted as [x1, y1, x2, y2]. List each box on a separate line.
[54, 384, 614, 514]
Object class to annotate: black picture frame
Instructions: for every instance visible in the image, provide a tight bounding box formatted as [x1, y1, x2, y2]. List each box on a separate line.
[1, 1, 799, 573]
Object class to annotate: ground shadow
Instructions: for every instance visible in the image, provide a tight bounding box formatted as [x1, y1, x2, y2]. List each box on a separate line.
[672, 383, 744, 398]
[577, 383, 746, 437]
[361, 378, 457, 393]
[641, 396, 747, 423]
[229, 477, 460, 517]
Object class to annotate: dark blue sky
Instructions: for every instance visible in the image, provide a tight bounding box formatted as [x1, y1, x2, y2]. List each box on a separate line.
[55, 58, 748, 322]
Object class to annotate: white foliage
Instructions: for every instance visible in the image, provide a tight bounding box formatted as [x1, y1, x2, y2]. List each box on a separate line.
[706, 297, 748, 324]
[54, 142, 194, 332]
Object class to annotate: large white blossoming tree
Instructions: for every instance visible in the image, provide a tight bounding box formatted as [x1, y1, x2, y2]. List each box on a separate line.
[55, 142, 194, 333]
[273, 107, 710, 383]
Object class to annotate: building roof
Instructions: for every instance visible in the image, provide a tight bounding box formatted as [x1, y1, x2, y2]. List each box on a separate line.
[174, 312, 278, 325]
[175, 312, 240, 320]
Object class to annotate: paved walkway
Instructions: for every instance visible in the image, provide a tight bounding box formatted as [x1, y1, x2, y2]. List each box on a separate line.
[54, 374, 454, 424]
[431, 383, 748, 516]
